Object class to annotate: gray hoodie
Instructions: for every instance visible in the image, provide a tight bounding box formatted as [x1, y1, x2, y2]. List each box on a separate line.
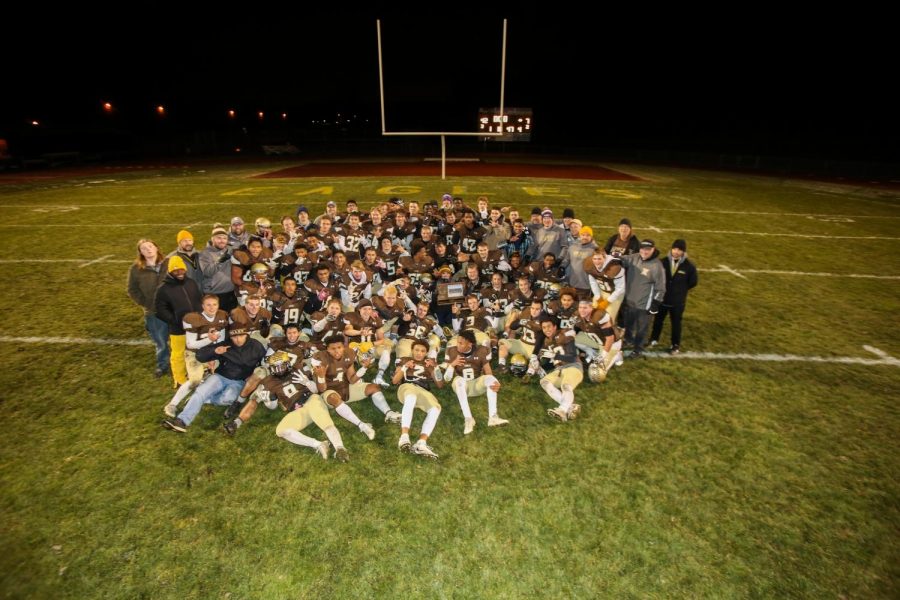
[566, 239, 598, 289]
[621, 249, 666, 310]
[199, 241, 235, 295]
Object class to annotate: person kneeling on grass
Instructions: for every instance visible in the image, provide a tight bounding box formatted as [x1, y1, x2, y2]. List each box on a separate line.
[162, 324, 267, 433]
[523, 315, 583, 423]
[392, 339, 443, 459]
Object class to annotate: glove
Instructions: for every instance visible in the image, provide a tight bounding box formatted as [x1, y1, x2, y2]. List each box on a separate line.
[594, 298, 609, 311]
[219, 252, 232, 263]
[649, 299, 661, 315]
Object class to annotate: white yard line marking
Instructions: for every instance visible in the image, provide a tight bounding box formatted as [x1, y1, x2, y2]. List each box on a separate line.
[588, 225, 900, 241]
[77, 254, 115, 268]
[717, 264, 748, 279]
[702, 267, 900, 280]
[0, 259, 131, 264]
[0, 335, 152, 346]
[3, 335, 897, 367]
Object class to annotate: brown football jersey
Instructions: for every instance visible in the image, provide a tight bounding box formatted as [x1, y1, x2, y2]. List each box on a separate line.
[271, 290, 308, 326]
[403, 314, 439, 341]
[372, 295, 407, 322]
[257, 373, 312, 412]
[309, 310, 346, 347]
[343, 311, 385, 345]
[183, 310, 229, 347]
[400, 359, 437, 391]
[445, 345, 491, 380]
[546, 301, 578, 330]
[268, 337, 312, 366]
[509, 315, 543, 346]
[458, 307, 492, 331]
[311, 349, 355, 398]
[230, 306, 272, 335]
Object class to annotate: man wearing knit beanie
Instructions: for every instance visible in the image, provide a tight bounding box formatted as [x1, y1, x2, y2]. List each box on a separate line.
[162, 229, 203, 288]
[649, 239, 698, 354]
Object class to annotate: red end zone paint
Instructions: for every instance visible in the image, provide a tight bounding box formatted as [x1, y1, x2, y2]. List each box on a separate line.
[253, 162, 641, 180]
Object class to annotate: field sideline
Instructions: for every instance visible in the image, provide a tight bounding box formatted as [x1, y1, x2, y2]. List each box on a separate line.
[0, 160, 898, 598]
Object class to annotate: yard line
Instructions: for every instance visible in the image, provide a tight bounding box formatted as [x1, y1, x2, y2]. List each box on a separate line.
[3, 335, 898, 367]
[702, 267, 900, 280]
[78, 254, 115, 268]
[0, 335, 152, 346]
[0, 259, 131, 264]
[587, 225, 900, 241]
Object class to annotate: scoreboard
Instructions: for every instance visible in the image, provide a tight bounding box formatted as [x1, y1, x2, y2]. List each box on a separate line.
[478, 107, 532, 142]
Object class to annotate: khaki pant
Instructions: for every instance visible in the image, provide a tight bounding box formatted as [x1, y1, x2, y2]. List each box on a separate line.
[452, 374, 490, 398]
[322, 381, 370, 404]
[397, 383, 441, 411]
[541, 365, 584, 390]
[498, 338, 534, 357]
[275, 395, 336, 435]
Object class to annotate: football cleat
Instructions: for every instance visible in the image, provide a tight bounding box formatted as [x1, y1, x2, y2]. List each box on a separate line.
[223, 421, 238, 436]
[488, 415, 509, 427]
[412, 440, 439, 459]
[316, 440, 331, 460]
[567, 404, 582, 420]
[398, 433, 411, 452]
[649, 340, 659, 347]
[547, 407, 568, 422]
[669, 345, 680, 354]
[373, 374, 390, 388]
[463, 417, 476, 435]
[359, 422, 376, 441]
[334, 447, 350, 462]
[163, 403, 177, 418]
[384, 410, 402, 424]
[223, 399, 243, 420]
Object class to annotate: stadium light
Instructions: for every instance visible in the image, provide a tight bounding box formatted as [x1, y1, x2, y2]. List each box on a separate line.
[228, 109, 236, 118]
[31, 120, 39, 126]
[258, 111, 264, 120]
[103, 102, 113, 112]
[157, 105, 165, 116]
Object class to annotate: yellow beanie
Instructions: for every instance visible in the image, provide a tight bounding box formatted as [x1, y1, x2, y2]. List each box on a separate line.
[167, 255, 187, 273]
[176, 230, 193, 243]
[579, 226, 594, 238]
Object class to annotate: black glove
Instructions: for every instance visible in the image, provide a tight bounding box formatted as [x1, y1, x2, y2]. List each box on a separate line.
[219, 251, 232, 263]
[649, 299, 661, 315]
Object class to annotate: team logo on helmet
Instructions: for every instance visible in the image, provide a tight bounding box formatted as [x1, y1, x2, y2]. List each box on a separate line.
[545, 282, 562, 300]
[267, 351, 293, 377]
[509, 353, 528, 376]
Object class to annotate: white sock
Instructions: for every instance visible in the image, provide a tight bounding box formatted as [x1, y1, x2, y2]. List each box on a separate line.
[421, 407, 441, 437]
[277, 429, 320, 449]
[370, 391, 390, 414]
[540, 379, 562, 403]
[560, 385, 574, 411]
[485, 376, 498, 417]
[323, 425, 344, 450]
[335, 402, 361, 427]
[169, 381, 194, 407]
[233, 417, 243, 429]
[402, 394, 417, 428]
[453, 378, 472, 419]
[498, 356, 507, 365]
[378, 349, 390, 370]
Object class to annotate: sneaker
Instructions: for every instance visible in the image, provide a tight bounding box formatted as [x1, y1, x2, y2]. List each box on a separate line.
[495, 363, 509, 375]
[626, 350, 643, 360]
[163, 403, 177, 418]
[154, 367, 166, 379]
[373, 374, 390, 387]
[463, 417, 476, 435]
[223, 421, 238, 436]
[614, 352, 624, 367]
[547, 407, 568, 422]
[398, 433, 411, 452]
[412, 440, 439, 459]
[359, 422, 376, 441]
[669, 345, 680, 354]
[384, 410, 402, 424]
[316, 440, 331, 460]
[567, 404, 582, 420]
[649, 340, 659, 347]
[488, 415, 509, 427]
[334, 447, 350, 462]
[162, 418, 187, 433]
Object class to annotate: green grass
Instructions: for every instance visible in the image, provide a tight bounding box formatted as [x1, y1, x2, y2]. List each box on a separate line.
[1, 160, 898, 598]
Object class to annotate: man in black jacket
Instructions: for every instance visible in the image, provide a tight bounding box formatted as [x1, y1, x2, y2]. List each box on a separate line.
[155, 256, 203, 386]
[162, 324, 267, 432]
[650, 239, 698, 354]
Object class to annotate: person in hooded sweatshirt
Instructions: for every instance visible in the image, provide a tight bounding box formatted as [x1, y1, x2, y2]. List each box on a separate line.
[155, 256, 203, 386]
[620, 239, 666, 359]
[650, 239, 698, 354]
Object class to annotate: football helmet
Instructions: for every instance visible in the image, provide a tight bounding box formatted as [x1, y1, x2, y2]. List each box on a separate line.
[509, 354, 528, 376]
[587, 360, 607, 383]
[255, 217, 272, 230]
[351, 341, 375, 366]
[545, 282, 562, 300]
[418, 273, 434, 287]
[250, 262, 269, 282]
[267, 351, 293, 377]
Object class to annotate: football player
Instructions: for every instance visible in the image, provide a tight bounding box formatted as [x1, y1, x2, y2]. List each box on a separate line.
[526, 315, 583, 422]
[441, 330, 507, 435]
[310, 340, 383, 438]
[342, 299, 397, 395]
[395, 301, 444, 362]
[572, 298, 620, 371]
[391, 339, 444, 459]
[163, 294, 229, 418]
[497, 298, 544, 373]
[229, 294, 272, 347]
[585, 248, 626, 323]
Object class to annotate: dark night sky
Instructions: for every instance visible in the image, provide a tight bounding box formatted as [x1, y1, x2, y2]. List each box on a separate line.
[3, 5, 897, 160]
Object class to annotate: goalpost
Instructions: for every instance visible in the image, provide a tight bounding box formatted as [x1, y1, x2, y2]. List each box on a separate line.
[376, 19, 508, 180]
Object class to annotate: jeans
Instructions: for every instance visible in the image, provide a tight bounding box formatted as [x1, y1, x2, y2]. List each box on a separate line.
[624, 303, 651, 353]
[144, 314, 170, 371]
[178, 374, 245, 426]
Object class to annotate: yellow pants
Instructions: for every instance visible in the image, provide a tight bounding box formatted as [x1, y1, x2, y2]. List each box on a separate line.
[499, 338, 534, 356]
[452, 374, 490, 398]
[541, 366, 584, 390]
[275, 396, 336, 435]
[397, 383, 441, 411]
[169, 335, 187, 385]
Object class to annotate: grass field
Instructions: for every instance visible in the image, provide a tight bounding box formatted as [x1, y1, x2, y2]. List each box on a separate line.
[1, 160, 898, 598]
